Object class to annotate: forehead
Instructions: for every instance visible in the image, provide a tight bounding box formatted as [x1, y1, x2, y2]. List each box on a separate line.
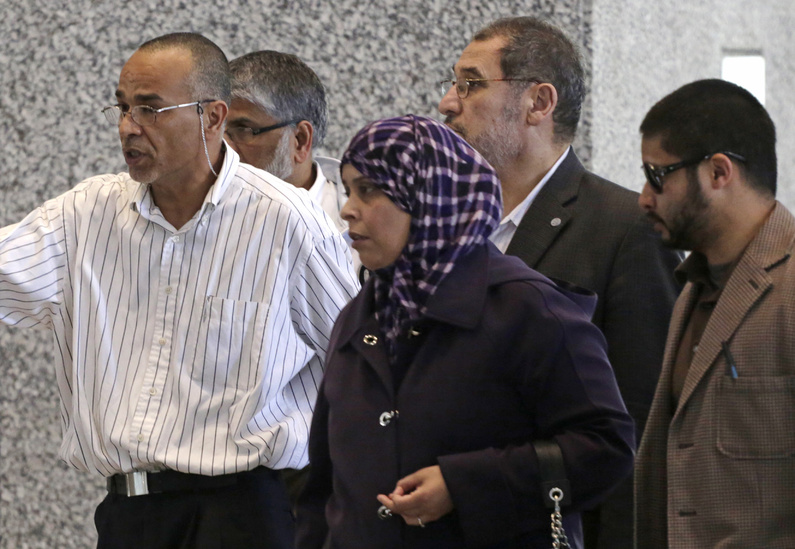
[228, 98, 277, 124]
[641, 134, 678, 164]
[117, 47, 193, 102]
[454, 36, 507, 78]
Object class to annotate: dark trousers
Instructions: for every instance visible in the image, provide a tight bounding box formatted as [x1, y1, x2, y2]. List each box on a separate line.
[95, 467, 294, 549]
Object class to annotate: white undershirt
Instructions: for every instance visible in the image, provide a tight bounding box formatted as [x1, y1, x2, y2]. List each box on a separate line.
[490, 147, 570, 253]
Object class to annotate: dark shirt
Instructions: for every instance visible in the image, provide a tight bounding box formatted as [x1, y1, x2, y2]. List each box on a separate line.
[671, 253, 737, 406]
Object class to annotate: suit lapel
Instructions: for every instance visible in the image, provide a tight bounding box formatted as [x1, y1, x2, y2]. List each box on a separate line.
[675, 264, 771, 412]
[504, 150, 582, 267]
[675, 203, 795, 414]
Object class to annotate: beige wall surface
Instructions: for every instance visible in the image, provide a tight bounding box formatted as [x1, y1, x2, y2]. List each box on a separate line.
[590, 0, 795, 207]
[2, 0, 794, 546]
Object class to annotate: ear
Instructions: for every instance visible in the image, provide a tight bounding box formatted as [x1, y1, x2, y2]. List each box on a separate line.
[707, 153, 736, 190]
[204, 100, 228, 137]
[525, 83, 558, 126]
[292, 120, 314, 164]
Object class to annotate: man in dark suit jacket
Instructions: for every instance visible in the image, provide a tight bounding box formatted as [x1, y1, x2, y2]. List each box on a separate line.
[438, 16, 682, 549]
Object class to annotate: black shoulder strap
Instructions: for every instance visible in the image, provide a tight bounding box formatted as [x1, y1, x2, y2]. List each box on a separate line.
[534, 440, 572, 508]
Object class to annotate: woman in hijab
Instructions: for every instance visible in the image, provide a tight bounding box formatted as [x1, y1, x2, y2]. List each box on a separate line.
[296, 115, 634, 549]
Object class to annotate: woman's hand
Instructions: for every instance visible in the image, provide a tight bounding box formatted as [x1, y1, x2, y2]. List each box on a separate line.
[376, 465, 454, 527]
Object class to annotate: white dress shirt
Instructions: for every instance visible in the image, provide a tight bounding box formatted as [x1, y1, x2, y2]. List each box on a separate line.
[310, 156, 362, 274]
[0, 146, 359, 477]
[490, 147, 570, 253]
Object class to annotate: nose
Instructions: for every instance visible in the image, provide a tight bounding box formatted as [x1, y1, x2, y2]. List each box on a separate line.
[638, 181, 656, 212]
[438, 85, 462, 117]
[340, 195, 357, 222]
[118, 112, 142, 138]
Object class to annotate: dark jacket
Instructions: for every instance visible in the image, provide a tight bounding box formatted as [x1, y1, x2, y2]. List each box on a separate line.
[296, 242, 635, 549]
[505, 150, 682, 548]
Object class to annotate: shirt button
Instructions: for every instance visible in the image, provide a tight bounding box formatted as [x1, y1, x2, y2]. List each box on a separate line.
[379, 411, 398, 426]
[149, 387, 158, 396]
[550, 217, 562, 227]
[165, 286, 173, 294]
[159, 338, 166, 346]
[137, 434, 145, 442]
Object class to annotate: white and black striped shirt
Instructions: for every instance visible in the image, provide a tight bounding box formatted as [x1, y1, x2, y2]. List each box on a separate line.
[0, 147, 359, 476]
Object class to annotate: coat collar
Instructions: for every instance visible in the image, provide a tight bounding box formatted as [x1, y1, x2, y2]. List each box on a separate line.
[675, 202, 795, 412]
[504, 149, 585, 266]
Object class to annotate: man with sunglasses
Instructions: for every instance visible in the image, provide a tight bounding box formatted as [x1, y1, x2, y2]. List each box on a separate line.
[0, 33, 359, 549]
[438, 16, 681, 549]
[635, 79, 795, 548]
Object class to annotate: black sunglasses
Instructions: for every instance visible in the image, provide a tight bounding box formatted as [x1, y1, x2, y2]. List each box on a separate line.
[642, 151, 746, 193]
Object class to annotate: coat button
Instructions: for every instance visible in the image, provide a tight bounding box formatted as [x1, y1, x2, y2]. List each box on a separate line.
[379, 410, 398, 426]
[377, 505, 393, 519]
[363, 334, 378, 345]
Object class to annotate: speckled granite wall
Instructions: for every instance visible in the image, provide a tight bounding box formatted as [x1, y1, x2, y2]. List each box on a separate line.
[0, 1, 589, 546]
[590, 0, 795, 207]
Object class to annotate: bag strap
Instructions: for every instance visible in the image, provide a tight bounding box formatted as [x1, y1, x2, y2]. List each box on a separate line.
[534, 440, 571, 549]
[534, 440, 571, 508]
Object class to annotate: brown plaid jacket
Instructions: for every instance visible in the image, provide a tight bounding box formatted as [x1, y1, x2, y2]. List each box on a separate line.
[635, 202, 795, 549]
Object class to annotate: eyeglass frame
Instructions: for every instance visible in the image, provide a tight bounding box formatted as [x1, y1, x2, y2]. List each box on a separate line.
[101, 99, 217, 127]
[224, 118, 303, 144]
[439, 78, 539, 99]
[642, 151, 747, 194]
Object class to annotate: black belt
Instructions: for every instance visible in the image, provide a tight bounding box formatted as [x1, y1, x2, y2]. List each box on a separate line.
[106, 466, 269, 497]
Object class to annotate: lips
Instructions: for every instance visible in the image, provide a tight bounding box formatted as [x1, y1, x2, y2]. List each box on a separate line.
[348, 231, 368, 248]
[443, 118, 465, 137]
[123, 147, 148, 166]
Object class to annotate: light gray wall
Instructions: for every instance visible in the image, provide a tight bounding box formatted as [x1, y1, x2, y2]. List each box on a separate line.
[3, 0, 794, 546]
[0, 1, 588, 546]
[590, 0, 795, 207]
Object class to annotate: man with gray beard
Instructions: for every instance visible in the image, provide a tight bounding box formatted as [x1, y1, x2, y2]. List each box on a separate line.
[227, 51, 348, 238]
[438, 16, 682, 549]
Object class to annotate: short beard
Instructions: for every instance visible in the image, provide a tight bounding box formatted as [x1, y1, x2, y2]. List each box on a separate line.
[661, 168, 712, 250]
[447, 102, 522, 171]
[264, 130, 294, 181]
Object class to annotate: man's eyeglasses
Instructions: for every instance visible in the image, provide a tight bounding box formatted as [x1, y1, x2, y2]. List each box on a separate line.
[101, 100, 216, 127]
[224, 119, 303, 145]
[642, 151, 747, 194]
[439, 78, 538, 99]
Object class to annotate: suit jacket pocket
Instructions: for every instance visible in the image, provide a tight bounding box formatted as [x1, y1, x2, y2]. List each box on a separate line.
[717, 375, 795, 458]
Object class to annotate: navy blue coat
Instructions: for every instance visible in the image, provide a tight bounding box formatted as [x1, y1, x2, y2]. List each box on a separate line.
[296, 242, 635, 549]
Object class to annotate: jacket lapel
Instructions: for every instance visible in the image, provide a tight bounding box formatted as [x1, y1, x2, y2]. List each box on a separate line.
[676, 203, 795, 413]
[504, 150, 583, 267]
[335, 281, 395, 394]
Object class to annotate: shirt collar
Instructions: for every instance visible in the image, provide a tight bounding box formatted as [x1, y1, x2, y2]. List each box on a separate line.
[305, 161, 326, 203]
[129, 141, 239, 217]
[500, 146, 570, 228]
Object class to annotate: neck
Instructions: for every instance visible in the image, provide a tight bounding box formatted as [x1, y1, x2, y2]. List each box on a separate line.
[150, 147, 224, 229]
[496, 140, 569, 215]
[701, 196, 775, 265]
[289, 159, 316, 191]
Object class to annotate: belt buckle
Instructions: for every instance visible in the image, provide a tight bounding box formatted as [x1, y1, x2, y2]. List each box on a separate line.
[124, 471, 149, 497]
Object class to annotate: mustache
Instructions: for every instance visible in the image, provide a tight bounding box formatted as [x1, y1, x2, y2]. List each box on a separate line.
[443, 117, 465, 136]
[646, 212, 665, 225]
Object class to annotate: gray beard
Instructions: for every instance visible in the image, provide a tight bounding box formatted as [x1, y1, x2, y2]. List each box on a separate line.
[265, 130, 294, 181]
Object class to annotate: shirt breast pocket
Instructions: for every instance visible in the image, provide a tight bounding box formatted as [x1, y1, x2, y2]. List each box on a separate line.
[189, 296, 270, 391]
[717, 375, 795, 458]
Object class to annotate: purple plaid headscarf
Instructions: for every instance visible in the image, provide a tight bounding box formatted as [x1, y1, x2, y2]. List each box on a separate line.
[341, 115, 503, 359]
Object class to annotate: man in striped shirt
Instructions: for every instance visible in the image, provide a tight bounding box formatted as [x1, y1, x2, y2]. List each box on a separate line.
[0, 32, 359, 549]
